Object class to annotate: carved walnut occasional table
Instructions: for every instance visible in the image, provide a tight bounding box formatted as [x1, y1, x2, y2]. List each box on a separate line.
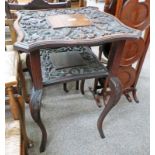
[14, 6, 141, 152]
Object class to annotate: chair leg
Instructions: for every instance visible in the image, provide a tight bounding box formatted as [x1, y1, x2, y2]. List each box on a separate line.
[63, 83, 69, 92]
[7, 87, 33, 153]
[132, 88, 139, 103]
[18, 61, 30, 103]
[79, 0, 86, 7]
[98, 46, 103, 61]
[93, 78, 99, 93]
[7, 86, 19, 120]
[76, 80, 79, 90]
[26, 54, 33, 83]
[17, 95, 33, 149]
[124, 92, 132, 102]
[20, 140, 25, 155]
[80, 80, 85, 95]
[97, 76, 122, 138]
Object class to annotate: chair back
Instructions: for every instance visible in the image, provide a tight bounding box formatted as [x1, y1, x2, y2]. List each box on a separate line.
[118, 0, 150, 66]
[104, 0, 126, 16]
[5, 0, 71, 19]
[119, 0, 150, 31]
[104, 0, 150, 91]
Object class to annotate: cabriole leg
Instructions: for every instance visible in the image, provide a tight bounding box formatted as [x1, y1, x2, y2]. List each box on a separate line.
[29, 88, 47, 152]
[97, 76, 122, 138]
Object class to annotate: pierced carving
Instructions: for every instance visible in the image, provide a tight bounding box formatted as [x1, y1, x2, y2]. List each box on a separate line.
[15, 6, 141, 50]
[40, 46, 107, 84]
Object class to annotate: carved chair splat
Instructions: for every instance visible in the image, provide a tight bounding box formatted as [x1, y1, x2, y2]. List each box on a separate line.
[93, 0, 150, 103]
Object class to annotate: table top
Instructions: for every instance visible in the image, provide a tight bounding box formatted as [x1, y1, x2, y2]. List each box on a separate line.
[14, 6, 141, 52]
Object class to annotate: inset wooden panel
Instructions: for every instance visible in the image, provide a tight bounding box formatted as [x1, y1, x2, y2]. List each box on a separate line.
[120, 38, 145, 66]
[117, 66, 136, 89]
[50, 52, 86, 69]
[47, 14, 92, 28]
[120, 0, 150, 30]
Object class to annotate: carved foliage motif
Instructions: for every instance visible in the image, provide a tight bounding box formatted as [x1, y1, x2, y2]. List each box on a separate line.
[40, 46, 107, 84]
[18, 7, 141, 44]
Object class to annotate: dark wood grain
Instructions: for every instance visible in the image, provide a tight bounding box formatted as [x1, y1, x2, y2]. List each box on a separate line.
[97, 76, 122, 138]
[13, 7, 141, 52]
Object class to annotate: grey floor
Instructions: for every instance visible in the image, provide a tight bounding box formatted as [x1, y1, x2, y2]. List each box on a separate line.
[26, 47, 150, 155]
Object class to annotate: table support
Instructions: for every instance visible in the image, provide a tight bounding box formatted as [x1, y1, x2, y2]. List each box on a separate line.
[96, 40, 125, 137]
[28, 50, 47, 152]
[97, 76, 122, 138]
[30, 88, 47, 152]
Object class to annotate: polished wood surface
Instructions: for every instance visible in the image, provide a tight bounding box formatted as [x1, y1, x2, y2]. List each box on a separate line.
[47, 14, 92, 28]
[120, 38, 145, 66]
[120, 0, 150, 30]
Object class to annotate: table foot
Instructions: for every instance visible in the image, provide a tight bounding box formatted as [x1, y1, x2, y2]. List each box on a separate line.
[132, 89, 139, 103]
[97, 76, 122, 138]
[29, 87, 47, 153]
[89, 87, 102, 108]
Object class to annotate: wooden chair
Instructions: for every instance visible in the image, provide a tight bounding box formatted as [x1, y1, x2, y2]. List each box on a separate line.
[5, 0, 71, 19]
[95, 0, 150, 103]
[5, 51, 32, 155]
[5, 18, 30, 103]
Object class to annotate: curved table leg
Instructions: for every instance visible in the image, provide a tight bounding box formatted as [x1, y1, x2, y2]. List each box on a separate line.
[97, 76, 122, 138]
[29, 87, 47, 152]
